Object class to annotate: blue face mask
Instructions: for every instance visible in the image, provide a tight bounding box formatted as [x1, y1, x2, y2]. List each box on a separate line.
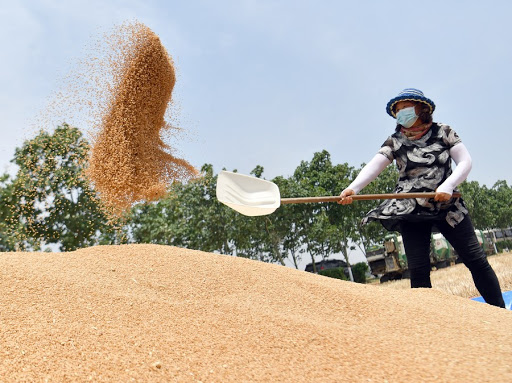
[396, 106, 418, 128]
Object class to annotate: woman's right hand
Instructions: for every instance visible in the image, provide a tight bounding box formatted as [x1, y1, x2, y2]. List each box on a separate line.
[338, 189, 355, 205]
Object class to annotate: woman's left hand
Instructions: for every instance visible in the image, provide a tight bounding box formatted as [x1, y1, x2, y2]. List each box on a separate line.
[434, 191, 452, 202]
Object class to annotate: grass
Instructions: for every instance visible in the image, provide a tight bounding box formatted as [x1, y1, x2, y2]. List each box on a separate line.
[380, 251, 512, 298]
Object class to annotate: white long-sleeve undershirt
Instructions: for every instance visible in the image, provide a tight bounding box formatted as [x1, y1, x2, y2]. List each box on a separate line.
[436, 143, 472, 195]
[346, 153, 391, 194]
[344, 143, 472, 196]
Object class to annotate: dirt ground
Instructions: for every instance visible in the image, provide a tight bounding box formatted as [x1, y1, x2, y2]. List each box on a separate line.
[1, 244, 511, 382]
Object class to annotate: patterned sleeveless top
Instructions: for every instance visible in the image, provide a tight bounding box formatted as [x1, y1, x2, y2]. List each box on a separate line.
[362, 123, 468, 231]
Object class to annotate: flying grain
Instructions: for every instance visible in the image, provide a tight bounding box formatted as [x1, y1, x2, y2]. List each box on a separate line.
[86, 22, 197, 214]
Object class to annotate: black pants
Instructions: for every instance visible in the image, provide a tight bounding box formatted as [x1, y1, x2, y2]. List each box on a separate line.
[400, 215, 505, 308]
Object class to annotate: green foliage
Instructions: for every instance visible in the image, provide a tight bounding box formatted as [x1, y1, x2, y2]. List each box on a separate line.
[459, 181, 493, 229]
[352, 262, 369, 284]
[490, 181, 512, 229]
[130, 164, 236, 254]
[129, 164, 292, 265]
[318, 267, 348, 281]
[7, 124, 117, 251]
[459, 180, 512, 230]
[496, 240, 512, 253]
[290, 150, 355, 271]
[0, 174, 17, 251]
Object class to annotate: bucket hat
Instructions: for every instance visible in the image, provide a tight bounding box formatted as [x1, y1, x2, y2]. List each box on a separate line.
[386, 88, 435, 118]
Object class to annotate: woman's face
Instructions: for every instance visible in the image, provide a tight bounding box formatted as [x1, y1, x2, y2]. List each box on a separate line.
[394, 100, 423, 127]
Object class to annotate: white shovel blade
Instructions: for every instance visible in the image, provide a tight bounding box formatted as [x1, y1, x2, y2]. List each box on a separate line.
[216, 171, 281, 216]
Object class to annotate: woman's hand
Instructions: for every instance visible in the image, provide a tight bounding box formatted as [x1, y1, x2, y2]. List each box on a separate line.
[338, 189, 355, 205]
[434, 191, 452, 202]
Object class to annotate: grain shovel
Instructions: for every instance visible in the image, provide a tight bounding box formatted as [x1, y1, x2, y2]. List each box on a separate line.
[216, 171, 461, 216]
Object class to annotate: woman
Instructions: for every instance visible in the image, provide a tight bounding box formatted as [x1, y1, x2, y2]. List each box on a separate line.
[340, 88, 505, 308]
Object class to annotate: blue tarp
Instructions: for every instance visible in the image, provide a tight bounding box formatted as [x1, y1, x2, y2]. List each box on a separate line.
[471, 290, 512, 310]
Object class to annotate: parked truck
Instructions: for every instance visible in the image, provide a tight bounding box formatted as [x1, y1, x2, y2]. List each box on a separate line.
[365, 233, 407, 283]
[430, 233, 456, 268]
[365, 229, 496, 283]
[483, 228, 512, 253]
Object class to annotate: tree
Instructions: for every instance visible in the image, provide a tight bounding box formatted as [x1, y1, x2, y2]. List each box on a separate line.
[352, 262, 369, 284]
[291, 150, 357, 278]
[0, 174, 18, 251]
[267, 175, 306, 268]
[490, 180, 512, 229]
[130, 164, 238, 254]
[459, 180, 493, 229]
[9, 124, 116, 251]
[129, 192, 185, 246]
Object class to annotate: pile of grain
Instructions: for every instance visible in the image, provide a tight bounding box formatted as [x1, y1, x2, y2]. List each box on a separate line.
[1, 244, 511, 382]
[86, 23, 197, 214]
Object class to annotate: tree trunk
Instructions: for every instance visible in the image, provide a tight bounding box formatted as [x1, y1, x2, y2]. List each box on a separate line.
[290, 249, 299, 269]
[273, 242, 285, 266]
[340, 242, 354, 282]
[310, 252, 317, 273]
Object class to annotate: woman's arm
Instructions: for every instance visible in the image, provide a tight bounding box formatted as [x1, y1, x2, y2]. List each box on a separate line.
[436, 143, 472, 196]
[347, 153, 392, 194]
[339, 153, 391, 204]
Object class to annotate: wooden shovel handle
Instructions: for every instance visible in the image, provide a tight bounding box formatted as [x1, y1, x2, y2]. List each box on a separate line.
[280, 192, 462, 205]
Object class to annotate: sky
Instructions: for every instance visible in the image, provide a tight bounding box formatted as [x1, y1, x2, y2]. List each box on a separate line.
[1, 0, 511, 265]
